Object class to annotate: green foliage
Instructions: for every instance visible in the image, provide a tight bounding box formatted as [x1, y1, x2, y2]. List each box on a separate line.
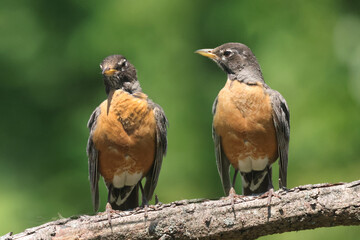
[0, 0, 359, 238]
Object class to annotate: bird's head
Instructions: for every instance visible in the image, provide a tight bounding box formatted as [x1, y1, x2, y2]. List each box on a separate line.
[195, 43, 260, 76]
[100, 55, 137, 93]
[100, 55, 138, 115]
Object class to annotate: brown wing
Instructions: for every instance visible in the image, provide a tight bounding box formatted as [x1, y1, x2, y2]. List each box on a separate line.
[143, 103, 168, 201]
[86, 107, 101, 211]
[268, 89, 290, 189]
[212, 96, 232, 195]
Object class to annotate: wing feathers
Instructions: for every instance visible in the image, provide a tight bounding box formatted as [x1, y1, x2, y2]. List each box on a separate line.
[268, 89, 290, 189]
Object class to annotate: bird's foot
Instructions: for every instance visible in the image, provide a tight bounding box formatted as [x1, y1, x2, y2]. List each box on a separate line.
[105, 202, 115, 229]
[139, 183, 150, 221]
[222, 187, 245, 211]
[260, 188, 280, 206]
[229, 187, 237, 211]
[140, 198, 150, 221]
[143, 204, 149, 220]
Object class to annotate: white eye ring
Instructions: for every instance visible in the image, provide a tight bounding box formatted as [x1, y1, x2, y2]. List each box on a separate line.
[223, 49, 233, 57]
[118, 59, 128, 68]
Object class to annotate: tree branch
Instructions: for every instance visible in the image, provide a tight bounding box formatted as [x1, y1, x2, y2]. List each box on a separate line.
[2, 180, 360, 240]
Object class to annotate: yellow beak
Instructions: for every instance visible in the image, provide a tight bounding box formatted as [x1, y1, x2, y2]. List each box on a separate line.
[195, 48, 217, 59]
[102, 68, 117, 77]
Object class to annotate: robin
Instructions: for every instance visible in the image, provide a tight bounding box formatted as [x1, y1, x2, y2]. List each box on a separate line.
[86, 55, 168, 212]
[196, 43, 290, 202]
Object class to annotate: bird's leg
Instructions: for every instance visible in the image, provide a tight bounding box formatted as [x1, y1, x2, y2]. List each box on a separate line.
[139, 182, 149, 220]
[259, 166, 281, 205]
[222, 170, 245, 213]
[105, 202, 114, 230]
[229, 170, 239, 211]
[228, 187, 237, 213]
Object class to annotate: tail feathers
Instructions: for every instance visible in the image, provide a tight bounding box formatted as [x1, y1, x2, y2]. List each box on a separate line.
[241, 167, 273, 195]
[108, 184, 139, 211]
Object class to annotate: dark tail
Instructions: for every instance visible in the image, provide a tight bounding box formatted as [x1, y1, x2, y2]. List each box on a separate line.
[241, 166, 273, 195]
[107, 184, 139, 211]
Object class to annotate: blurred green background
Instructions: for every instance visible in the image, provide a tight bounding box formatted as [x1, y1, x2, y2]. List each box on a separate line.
[1, 0, 359, 238]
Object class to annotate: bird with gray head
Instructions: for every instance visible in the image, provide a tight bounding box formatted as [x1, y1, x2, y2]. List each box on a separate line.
[87, 54, 168, 212]
[196, 43, 290, 203]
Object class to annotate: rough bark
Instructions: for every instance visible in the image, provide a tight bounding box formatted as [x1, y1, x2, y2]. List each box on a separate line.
[2, 180, 360, 240]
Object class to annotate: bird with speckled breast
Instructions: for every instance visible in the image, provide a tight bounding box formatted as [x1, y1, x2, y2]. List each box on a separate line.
[196, 43, 290, 202]
[87, 55, 168, 211]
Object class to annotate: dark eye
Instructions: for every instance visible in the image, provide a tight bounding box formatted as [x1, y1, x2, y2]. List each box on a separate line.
[223, 50, 232, 57]
[117, 59, 128, 69]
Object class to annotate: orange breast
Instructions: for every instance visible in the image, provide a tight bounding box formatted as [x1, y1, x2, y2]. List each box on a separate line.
[92, 90, 156, 184]
[213, 79, 278, 172]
